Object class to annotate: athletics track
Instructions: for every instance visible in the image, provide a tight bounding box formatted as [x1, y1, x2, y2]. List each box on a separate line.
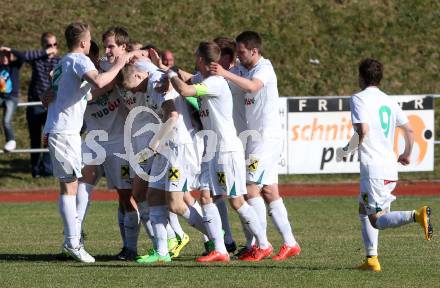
[0, 181, 438, 203]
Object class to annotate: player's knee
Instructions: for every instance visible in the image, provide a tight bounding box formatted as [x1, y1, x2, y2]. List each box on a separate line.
[246, 183, 261, 198]
[368, 213, 380, 229]
[168, 201, 186, 216]
[228, 196, 244, 210]
[183, 192, 195, 205]
[261, 184, 280, 202]
[199, 190, 212, 205]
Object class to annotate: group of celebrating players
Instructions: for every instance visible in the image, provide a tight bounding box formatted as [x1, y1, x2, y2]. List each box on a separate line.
[43, 22, 432, 271]
[44, 23, 300, 264]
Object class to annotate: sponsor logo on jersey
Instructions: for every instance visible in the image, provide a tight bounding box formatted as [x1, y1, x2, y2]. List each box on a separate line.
[91, 97, 122, 119]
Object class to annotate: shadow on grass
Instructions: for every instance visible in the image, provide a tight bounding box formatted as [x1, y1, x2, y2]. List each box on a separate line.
[0, 157, 31, 178]
[0, 253, 121, 262]
[0, 254, 353, 271]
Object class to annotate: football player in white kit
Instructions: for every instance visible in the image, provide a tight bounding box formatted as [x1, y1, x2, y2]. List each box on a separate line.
[119, 64, 208, 263]
[44, 22, 127, 263]
[72, 28, 139, 260]
[166, 41, 271, 262]
[337, 58, 432, 272]
[210, 31, 301, 260]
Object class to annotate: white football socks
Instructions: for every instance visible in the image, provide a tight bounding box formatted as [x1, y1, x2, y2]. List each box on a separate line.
[203, 203, 227, 253]
[240, 218, 255, 249]
[375, 211, 414, 230]
[192, 200, 203, 216]
[215, 198, 234, 244]
[76, 182, 93, 242]
[190, 200, 211, 242]
[138, 201, 155, 244]
[150, 206, 169, 257]
[59, 195, 79, 248]
[359, 214, 378, 256]
[166, 223, 175, 239]
[124, 210, 140, 253]
[247, 196, 267, 235]
[269, 198, 297, 246]
[169, 211, 185, 239]
[237, 202, 270, 249]
[182, 205, 208, 235]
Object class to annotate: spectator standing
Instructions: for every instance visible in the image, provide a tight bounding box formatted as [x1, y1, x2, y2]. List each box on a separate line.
[8, 32, 60, 177]
[0, 46, 25, 152]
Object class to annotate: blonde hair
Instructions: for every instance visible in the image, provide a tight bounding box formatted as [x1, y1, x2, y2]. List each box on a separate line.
[118, 64, 143, 90]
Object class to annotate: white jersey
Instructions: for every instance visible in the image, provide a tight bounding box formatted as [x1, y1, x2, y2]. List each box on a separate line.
[228, 66, 247, 135]
[196, 75, 243, 152]
[122, 70, 194, 145]
[83, 85, 128, 144]
[44, 52, 96, 134]
[148, 71, 194, 145]
[238, 57, 281, 139]
[350, 86, 408, 180]
[194, 70, 247, 135]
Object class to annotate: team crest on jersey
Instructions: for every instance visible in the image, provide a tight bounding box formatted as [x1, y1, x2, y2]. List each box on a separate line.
[168, 167, 180, 181]
[120, 165, 130, 179]
[217, 172, 226, 186]
[95, 94, 110, 106]
[248, 159, 259, 172]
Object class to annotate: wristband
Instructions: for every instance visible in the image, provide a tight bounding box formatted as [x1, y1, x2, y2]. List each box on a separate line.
[167, 69, 178, 78]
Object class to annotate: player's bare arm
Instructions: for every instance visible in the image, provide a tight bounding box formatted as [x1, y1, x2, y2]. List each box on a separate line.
[167, 70, 196, 97]
[353, 123, 368, 144]
[149, 48, 194, 83]
[397, 123, 414, 165]
[90, 79, 115, 98]
[209, 62, 263, 93]
[40, 88, 54, 108]
[336, 123, 367, 161]
[83, 54, 128, 89]
[149, 99, 179, 152]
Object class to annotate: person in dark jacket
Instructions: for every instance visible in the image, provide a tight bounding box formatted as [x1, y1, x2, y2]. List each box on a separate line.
[7, 32, 60, 177]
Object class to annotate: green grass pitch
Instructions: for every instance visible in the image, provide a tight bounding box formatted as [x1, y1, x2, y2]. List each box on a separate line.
[0, 196, 438, 287]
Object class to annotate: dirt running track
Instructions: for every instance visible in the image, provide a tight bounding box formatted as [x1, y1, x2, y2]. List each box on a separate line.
[0, 181, 438, 203]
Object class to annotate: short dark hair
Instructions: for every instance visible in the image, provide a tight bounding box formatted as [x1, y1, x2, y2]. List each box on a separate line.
[102, 26, 129, 47]
[197, 42, 221, 64]
[358, 58, 383, 86]
[213, 37, 236, 61]
[89, 40, 99, 58]
[236, 31, 262, 52]
[141, 43, 160, 53]
[41, 32, 56, 47]
[65, 22, 89, 50]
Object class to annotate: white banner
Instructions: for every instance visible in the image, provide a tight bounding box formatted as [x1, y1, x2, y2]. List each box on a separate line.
[284, 95, 434, 174]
